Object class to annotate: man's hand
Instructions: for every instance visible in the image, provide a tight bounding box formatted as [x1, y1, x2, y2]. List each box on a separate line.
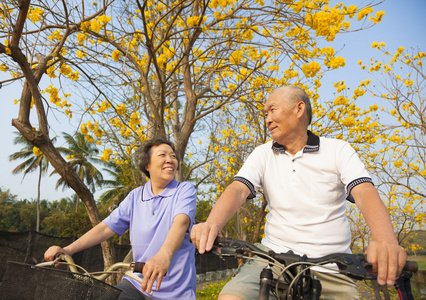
[190, 221, 221, 254]
[365, 240, 407, 286]
[141, 249, 171, 294]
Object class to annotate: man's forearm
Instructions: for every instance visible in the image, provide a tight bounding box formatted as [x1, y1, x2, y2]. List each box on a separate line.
[353, 183, 398, 244]
[206, 181, 250, 231]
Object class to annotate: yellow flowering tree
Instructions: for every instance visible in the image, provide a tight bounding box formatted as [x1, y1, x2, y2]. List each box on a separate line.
[0, 0, 388, 259]
[350, 45, 425, 252]
[0, 0, 117, 280]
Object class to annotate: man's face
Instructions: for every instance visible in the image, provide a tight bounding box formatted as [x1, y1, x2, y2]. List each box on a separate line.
[263, 90, 299, 144]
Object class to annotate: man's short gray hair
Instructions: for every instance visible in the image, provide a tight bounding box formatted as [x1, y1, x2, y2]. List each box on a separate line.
[271, 86, 312, 125]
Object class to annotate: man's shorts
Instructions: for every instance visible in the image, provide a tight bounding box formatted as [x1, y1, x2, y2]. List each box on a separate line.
[220, 243, 359, 300]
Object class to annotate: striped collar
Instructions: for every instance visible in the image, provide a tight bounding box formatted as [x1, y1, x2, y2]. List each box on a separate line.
[271, 131, 320, 154]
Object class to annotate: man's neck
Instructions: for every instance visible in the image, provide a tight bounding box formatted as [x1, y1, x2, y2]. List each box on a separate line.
[277, 130, 309, 156]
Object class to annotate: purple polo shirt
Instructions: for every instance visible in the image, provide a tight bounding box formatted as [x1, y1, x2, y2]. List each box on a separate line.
[103, 179, 197, 299]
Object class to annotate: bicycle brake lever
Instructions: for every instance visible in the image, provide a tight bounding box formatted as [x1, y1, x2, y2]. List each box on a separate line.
[332, 254, 374, 280]
[213, 237, 246, 257]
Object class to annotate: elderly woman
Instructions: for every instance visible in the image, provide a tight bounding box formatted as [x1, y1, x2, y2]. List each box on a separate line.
[44, 137, 197, 299]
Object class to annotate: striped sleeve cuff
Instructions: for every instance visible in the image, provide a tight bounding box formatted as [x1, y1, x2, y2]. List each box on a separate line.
[233, 176, 256, 199]
[346, 177, 374, 203]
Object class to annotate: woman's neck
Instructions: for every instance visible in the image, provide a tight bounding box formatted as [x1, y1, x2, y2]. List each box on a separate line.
[150, 179, 170, 196]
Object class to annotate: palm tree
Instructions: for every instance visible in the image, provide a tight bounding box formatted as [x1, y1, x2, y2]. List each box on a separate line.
[53, 132, 103, 212]
[98, 161, 142, 244]
[98, 161, 142, 212]
[9, 132, 52, 232]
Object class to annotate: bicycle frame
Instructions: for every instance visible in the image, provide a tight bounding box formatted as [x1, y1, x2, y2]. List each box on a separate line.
[213, 237, 418, 300]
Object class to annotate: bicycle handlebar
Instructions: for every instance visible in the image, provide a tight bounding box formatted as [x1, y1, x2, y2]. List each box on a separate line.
[37, 253, 147, 282]
[213, 236, 418, 280]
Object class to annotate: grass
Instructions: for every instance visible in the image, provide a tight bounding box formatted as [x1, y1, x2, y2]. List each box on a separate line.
[408, 255, 426, 270]
[196, 278, 230, 300]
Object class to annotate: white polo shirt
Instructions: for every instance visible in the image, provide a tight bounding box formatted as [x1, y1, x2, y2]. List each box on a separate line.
[234, 131, 372, 259]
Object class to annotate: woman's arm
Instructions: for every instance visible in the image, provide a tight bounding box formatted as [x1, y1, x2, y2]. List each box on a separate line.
[141, 213, 190, 294]
[44, 222, 116, 260]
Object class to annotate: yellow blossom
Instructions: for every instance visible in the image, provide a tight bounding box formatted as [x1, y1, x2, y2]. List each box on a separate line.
[80, 124, 89, 135]
[393, 160, 403, 168]
[0, 63, 9, 72]
[85, 135, 95, 143]
[28, 7, 44, 23]
[90, 19, 103, 32]
[76, 50, 86, 58]
[301, 61, 321, 78]
[328, 56, 345, 69]
[404, 79, 413, 87]
[112, 49, 122, 61]
[357, 6, 373, 21]
[116, 104, 127, 115]
[341, 117, 355, 127]
[369, 11, 385, 24]
[77, 33, 87, 45]
[33, 147, 42, 157]
[101, 149, 113, 161]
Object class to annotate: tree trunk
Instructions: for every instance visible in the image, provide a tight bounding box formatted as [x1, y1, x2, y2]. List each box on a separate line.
[13, 120, 117, 284]
[251, 196, 268, 244]
[36, 165, 41, 232]
[9, 0, 118, 284]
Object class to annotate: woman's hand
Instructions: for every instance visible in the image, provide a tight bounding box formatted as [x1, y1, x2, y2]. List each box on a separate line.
[141, 213, 190, 294]
[141, 249, 171, 294]
[44, 246, 71, 261]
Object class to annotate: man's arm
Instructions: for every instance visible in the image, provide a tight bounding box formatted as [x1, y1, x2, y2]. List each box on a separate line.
[352, 182, 406, 286]
[190, 181, 251, 254]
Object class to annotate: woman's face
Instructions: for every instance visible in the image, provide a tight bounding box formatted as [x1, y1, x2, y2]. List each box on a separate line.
[146, 144, 178, 185]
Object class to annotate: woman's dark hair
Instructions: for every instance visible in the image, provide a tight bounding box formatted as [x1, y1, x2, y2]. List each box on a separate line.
[134, 137, 179, 178]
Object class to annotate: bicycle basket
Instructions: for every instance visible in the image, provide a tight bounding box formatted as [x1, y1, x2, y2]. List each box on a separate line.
[0, 261, 121, 300]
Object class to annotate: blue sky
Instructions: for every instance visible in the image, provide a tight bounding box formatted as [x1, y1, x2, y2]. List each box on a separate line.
[0, 0, 425, 202]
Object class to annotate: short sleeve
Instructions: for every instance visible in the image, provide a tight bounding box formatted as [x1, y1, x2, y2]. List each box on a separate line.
[103, 188, 139, 235]
[173, 182, 197, 230]
[335, 141, 373, 202]
[233, 143, 269, 198]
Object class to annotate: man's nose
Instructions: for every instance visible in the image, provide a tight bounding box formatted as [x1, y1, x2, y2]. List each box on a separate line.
[265, 114, 272, 126]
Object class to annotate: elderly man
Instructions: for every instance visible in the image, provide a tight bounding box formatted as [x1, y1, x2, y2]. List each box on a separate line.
[191, 86, 406, 299]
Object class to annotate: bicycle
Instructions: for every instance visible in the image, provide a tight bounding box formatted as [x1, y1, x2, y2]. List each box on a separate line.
[0, 253, 147, 300]
[212, 236, 418, 300]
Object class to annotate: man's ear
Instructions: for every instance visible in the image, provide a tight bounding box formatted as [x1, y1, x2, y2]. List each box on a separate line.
[296, 101, 305, 118]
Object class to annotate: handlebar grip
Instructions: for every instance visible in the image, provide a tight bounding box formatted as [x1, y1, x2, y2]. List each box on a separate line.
[133, 262, 145, 273]
[403, 260, 418, 273]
